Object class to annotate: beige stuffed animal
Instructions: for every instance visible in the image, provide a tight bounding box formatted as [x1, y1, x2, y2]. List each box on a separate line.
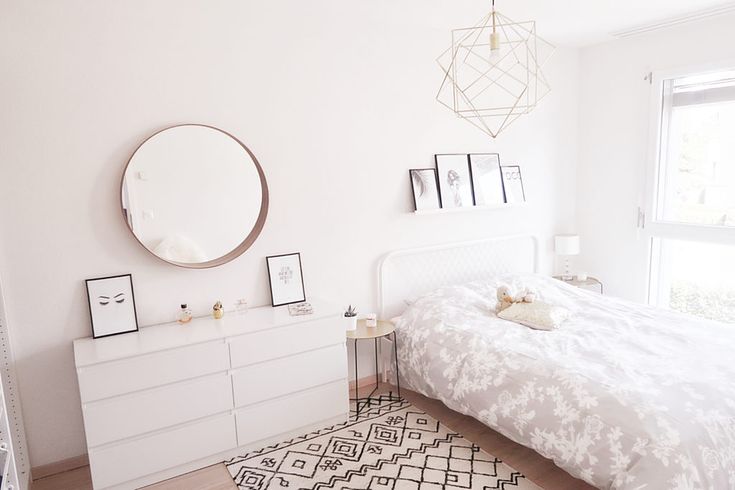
[496, 286, 535, 313]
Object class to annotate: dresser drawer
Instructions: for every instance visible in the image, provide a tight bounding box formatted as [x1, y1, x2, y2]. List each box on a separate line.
[228, 316, 343, 368]
[235, 380, 348, 446]
[83, 373, 233, 447]
[232, 343, 346, 408]
[89, 413, 236, 489]
[77, 341, 228, 402]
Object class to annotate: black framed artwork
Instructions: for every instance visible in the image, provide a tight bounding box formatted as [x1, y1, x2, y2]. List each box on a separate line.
[435, 154, 474, 209]
[469, 153, 505, 206]
[409, 168, 441, 211]
[501, 165, 526, 203]
[266, 253, 306, 307]
[85, 274, 139, 339]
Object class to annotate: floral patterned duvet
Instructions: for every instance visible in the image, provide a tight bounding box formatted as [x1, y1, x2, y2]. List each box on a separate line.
[394, 274, 735, 489]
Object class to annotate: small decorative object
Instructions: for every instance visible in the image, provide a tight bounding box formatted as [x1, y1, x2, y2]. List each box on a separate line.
[469, 154, 505, 205]
[495, 285, 535, 314]
[288, 302, 313, 316]
[366, 313, 377, 328]
[436, 0, 555, 138]
[344, 305, 358, 331]
[555, 234, 580, 281]
[409, 168, 441, 211]
[177, 304, 193, 324]
[234, 298, 249, 314]
[576, 272, 588, 282]
[212, 301, 224, 319]
[435, 154, 474, 209]
[85, 274, 139, 339]
[266, 253, 306, 307]
[500, 165, 525, 203]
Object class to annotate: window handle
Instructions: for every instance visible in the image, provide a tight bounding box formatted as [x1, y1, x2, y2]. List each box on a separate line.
[637, 207, 646, 229]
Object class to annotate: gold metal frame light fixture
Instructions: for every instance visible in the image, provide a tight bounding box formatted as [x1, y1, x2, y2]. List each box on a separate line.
[437, 0, 555, 138]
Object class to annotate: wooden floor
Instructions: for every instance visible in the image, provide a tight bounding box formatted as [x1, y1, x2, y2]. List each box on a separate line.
[31, 384, 592, 490]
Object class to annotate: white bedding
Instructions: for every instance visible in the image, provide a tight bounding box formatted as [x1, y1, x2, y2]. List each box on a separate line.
[394, 274, 735, 489]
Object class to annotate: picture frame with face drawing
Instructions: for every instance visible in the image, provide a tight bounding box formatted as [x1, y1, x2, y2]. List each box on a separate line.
[266, 252, 306, 307]
[501, 165, 526, 203]
[435, 154, 474, 209]
[85, 274, 139, 339]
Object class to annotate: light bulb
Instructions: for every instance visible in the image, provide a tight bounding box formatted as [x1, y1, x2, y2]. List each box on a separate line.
[489, 31, 501, 61]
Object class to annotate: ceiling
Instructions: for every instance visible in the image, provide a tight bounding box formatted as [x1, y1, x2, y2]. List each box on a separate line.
[422, 0, 735, 46]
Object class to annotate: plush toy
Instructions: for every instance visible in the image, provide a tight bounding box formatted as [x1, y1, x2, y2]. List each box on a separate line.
[495, 286, 536, 313]
[496, 286, 515, 313]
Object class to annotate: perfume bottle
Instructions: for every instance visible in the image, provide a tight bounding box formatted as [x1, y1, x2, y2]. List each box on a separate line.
[234, 298, 249, 315]
[213, 301, 224, 320]
[177, 304, 193, 324]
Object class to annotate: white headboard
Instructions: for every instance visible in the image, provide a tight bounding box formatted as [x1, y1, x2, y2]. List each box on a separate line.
[378, 235, 539, 318]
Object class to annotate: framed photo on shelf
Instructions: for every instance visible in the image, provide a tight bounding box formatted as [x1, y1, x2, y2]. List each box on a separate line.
[85, 274, 139, 339]
[501, 165, 526, 203]
[469, 153, 505, 206]
[409, 168, 441, 211]
[435, 154, 474, 209]
[266, 252, 306, 307]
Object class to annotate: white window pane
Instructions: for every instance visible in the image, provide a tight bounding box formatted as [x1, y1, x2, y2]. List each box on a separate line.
[658, 72, 735, 226]
[652, 238, 735, 323]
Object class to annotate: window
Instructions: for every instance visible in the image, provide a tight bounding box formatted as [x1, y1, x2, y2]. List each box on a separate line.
[648, 68, 735, 323]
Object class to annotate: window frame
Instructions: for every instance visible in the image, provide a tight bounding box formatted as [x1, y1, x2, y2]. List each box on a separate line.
[645, 61, 735, 306]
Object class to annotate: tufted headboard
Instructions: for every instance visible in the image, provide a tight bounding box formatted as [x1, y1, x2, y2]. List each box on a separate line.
[378, 235, 539, 318]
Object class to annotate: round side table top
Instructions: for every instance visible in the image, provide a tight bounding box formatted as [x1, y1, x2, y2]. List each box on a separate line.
[346, 319, 395, 340]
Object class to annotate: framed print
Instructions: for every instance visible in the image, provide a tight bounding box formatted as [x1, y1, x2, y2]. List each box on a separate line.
[409, 168, 441, 211]
[435, 154, 474, 209]
[501, 165, 526, 203]
[266, 253, 306, 307]
[469, 153, 505, 206]
[85, 274, 139, 339]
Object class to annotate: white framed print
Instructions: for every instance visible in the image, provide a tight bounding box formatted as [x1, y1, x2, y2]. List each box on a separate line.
[435, 154, 474, 209]
[266, 253, 306, 307]
[501, 165, 526, 203]
[85, 274, 139, 339]
[469, 153, 505, 206]
[409, 168, 441, 211]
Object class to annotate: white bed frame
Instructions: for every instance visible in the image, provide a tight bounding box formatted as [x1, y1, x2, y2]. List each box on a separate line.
[378, 235, 539, 319]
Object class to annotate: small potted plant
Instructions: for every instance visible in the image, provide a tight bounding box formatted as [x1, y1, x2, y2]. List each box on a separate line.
[344, 305, 358, 331]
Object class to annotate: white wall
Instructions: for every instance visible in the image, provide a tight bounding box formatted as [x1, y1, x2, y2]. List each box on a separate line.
[576, 13, 735, 302]
[0, 0, 579, 467]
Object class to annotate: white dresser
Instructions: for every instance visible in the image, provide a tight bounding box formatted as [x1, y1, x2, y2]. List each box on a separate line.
[73, 300, 348, 490]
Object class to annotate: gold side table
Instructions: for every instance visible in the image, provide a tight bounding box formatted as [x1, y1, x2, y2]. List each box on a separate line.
[346, 319, 401, 416]
[553, 275, 604, 294]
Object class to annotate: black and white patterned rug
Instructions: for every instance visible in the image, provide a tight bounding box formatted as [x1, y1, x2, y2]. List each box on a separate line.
[225, 395, 540, 489]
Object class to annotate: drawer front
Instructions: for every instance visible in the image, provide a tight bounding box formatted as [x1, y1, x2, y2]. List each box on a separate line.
[83, 373, 233, 447]
[229, 316, 343, 368]
[77, 341, 228, 402]
[89, 413, 236, 489]
[232, 343, 346, 408]
[236, 380, 348, 446]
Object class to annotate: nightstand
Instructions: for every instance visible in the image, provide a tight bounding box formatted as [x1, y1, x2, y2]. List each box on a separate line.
[346, 319, 401, 416]
[554, 276, 603, 294]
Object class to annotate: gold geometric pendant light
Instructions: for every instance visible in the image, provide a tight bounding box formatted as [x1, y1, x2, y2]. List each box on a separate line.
[437, 0, 555, 138]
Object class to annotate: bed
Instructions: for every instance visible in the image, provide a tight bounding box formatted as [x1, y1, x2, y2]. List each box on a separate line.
[379, 235, 735, 490]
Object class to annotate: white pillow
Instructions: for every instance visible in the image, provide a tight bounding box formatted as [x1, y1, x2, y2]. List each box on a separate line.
[497, 301, 570, 331]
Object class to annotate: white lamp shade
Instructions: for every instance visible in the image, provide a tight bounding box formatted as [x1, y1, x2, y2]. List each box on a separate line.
[555, 235, 580, 256]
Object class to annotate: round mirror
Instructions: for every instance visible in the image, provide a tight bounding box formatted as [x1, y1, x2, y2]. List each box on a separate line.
[121, 124, 268, 268]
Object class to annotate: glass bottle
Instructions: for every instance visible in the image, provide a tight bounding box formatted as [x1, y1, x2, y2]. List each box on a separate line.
[177, 304, 193, 324]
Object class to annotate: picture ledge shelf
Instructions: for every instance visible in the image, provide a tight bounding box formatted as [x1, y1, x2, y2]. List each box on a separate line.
[414, 202, 527, 215]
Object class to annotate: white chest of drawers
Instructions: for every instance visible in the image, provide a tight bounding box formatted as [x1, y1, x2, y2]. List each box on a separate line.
[73, 300, 348, 490]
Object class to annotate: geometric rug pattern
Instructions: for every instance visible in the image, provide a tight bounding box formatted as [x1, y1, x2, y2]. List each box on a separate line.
[226, 395, 541, 490]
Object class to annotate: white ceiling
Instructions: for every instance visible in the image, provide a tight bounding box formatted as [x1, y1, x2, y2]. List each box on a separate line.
[422, 0, 735, 46]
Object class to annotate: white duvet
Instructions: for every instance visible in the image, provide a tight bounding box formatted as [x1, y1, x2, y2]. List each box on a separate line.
[394, 274, 735, 489]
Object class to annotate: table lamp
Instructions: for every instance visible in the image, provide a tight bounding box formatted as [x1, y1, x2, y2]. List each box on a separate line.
[554, 235, 579, 281]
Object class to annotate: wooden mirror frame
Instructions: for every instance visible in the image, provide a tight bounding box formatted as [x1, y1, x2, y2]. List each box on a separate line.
[120, 124, 269, 269]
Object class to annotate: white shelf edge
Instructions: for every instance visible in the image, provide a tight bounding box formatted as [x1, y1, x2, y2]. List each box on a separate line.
[413, 202, 527, 215]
